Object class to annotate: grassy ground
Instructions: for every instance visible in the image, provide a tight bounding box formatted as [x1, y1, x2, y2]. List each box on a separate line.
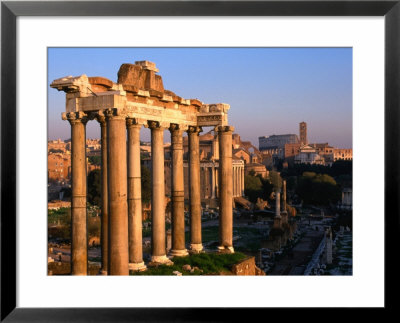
[184, 225, 267, 254]
[131, 252, 247, 276]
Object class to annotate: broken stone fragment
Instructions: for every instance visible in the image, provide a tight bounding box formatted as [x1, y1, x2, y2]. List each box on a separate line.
[117, 62, 164, 93]
[182, 264, 192, 271]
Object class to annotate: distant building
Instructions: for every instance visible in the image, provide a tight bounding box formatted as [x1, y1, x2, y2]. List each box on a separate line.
[284, 142, 302, 159]
[259, 134, 299, 151]
[233, 148, 251, 164]
[259, 121, 351, 167]
[294, 145, 325, 165]
[299, 121, 308, 145]
[245, 163, 269, 178]
[259, 134, 299, 165]
[333, 148, 353, 161]
[48, 139, 68, 153]
[48, 153, 71, 182]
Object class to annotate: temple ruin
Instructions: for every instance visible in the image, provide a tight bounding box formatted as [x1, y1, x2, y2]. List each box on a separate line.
[50, 61, 235, 275]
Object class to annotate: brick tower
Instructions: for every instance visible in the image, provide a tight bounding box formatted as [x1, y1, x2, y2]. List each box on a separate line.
[299, 122, 307, 146]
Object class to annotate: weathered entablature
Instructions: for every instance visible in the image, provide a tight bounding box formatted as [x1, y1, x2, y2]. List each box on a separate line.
[51, 61, 229, 128]
[51, 61, 234, 276]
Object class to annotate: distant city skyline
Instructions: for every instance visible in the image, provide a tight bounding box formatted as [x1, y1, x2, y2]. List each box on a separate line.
[48, 48, 352, 148]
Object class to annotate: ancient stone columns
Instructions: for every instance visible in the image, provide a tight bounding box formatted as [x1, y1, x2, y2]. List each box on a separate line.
[65, 109, 236, 274]
[127, 119, 146, 271]
[106, 109, 129, 275]
[188, 126, 203, 253]
[211, 164, 216, 199]
[97, 115, 108, 275]
[169, 124, 188, 257]
[218, 126, 234, 253]
[282, 180, 287, 212]
[67, 112, 88, 275]
[149, 121, 171, 264]
[241, 168, 245, 196]
[275, 190, 281, 217]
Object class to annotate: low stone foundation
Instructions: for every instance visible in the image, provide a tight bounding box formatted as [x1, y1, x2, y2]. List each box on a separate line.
[48, 262, 100, 275]
[231, 256, 266, 275]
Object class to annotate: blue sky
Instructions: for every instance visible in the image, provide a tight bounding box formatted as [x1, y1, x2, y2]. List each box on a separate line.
[48, 47, 352, 148]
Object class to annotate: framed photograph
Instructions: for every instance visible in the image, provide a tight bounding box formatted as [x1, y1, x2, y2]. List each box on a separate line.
[1, 0, 398, 321]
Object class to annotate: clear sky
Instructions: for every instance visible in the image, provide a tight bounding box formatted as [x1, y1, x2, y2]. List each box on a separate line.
[48, 47, 352, 148]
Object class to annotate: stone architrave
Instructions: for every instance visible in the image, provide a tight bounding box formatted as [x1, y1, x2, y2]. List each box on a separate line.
[149, 121, 172, 264]
[66, 112, 88, 275]
[169, 124, 188, 257]
[106, 109, 129, 275]
[217, 125, 234, 253]
[187, 126, 203, 253]
[127, 118, 146, 271]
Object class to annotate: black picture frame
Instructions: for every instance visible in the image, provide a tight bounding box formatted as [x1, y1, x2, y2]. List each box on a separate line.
[1, 0, 398, 321]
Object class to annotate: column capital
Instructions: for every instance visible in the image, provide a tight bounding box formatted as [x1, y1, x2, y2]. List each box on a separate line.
[217, 125, 234, 133]
[62, 111, 89, 125]
[94, 112, 106, 126]
[169, 123, 188, 132]
[187, 126, 202, 134]
[104, 108, 128, 120]
[147, 120, 169, 130]
[97, 115, 107, 126]
[126, 118, 146, 128]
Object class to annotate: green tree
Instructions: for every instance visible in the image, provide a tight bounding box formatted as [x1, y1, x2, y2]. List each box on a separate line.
[244, 174, 263, 203]
[260, 177, 274, 200]
[87, 169, 101, 206]
[88, 155, 101, 166]
[330, 160, 352, 177]
[286, 176, 297, 191]
[296, 172, 341, 206]
[269, 170, 282, 191]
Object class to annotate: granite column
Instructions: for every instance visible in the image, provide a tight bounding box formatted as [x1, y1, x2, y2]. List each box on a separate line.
[218, 126, 234, 253]
[149, 121, 172, 264]
[169, 124, 188, 257]
[127, 118, 146, 271]
[188, 126, 203, 253]
[67, 112, 88, 275]
[106, 109, 129, 275]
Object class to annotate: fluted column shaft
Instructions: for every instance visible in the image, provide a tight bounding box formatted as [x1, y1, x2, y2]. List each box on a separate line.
[127, 119, 146, 271]
[106, 111, 129, 275]
[188, 126, 203, 253]
[218, 125, 234, 253]
[68, 112, 88, 275]
[169, 125, 188, 257]
[98, 116, 108, 274]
